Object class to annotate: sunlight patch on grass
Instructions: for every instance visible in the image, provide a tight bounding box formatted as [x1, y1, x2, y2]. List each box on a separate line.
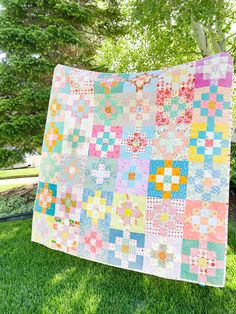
[0, 184, 24, 192]
[50, 267, 77, 285]
[0, 168, 39, 179]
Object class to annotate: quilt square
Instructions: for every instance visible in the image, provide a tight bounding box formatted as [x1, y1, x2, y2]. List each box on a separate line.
[184, 200, 227, 243]
[89, 124, 122, 158]
[144, 235, 182, 279]
[42, 122, 64, 153]
[115, 159, 149, 196]
[148, 160, 188, 199]
[84, 157, 118, 192]
[123, 73, 158, 93]
[186, 162, 228, 203]
[157, 63, 195, 87]
[66, 94, 94, 122]
[181, 240, 225, 286]
[146, 198, 185, 237]
[94, 94, 124, 126]
[155, 68, 195, 125]
[51, 64, 71, 94]
[78, 219, 110, 263]
[39, 152, 60, 184]
[48, 94, 67, 122]
[120, 126, 154, 159]
[80, 189, 113, 227]
[32, 52, 233, 287]
[94, 73, 129, 94]
[52, 185, 82, 255]
[110, 193, 147, 233]
[108, 229, 145, 270]
[63, 126, 91, 156]
[189, 121, 229, 163]
[35, 182, 57, 216]
[69, 67, 99, 94]
[156, 95, 192, 126]
[195, 52, 233, 88]
[31, 212, 55, 247]
[58, 154, 87, 188]
[193, 86, 231, 122]
[122, 92, 157, 127]
[152, 124, 190, 160]
[55, 185, 82, 219]
[52, 215, 80, 256]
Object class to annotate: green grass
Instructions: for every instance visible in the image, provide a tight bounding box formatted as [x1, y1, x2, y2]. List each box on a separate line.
[0, 184, 24, 193]
[0, 219, 235, 314]
[0, 167, 39, 179]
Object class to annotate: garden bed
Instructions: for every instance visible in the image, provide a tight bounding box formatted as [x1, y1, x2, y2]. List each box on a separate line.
[0, 184, 36, 220]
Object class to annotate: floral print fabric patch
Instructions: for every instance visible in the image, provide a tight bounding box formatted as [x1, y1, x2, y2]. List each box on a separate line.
[32, 52, 233, 287]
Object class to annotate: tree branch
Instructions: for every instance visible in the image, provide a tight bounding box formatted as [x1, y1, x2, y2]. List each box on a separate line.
[191, 16, 211, 57]
[215, 17, 226, 51]
[208, 27, 222, 52]
[223, 32, 236, 43]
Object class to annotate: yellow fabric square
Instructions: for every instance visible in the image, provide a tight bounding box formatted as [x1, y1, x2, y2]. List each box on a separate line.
[110, 193, 147, 233]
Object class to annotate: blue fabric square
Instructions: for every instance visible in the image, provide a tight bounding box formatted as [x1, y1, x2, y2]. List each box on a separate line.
[108, 229, 144, 270]
[34, 182, 57, 216]
[120, 126, 155, 160]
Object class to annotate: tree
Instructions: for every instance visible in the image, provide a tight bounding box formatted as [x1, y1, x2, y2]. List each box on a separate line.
[96, 0, 236, 72]
[0, 0, 122, 167]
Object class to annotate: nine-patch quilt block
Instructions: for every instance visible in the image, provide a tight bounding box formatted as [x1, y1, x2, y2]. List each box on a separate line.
[32, 52, 234, 287]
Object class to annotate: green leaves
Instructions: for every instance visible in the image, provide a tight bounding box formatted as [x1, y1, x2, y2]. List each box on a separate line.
[0, 0, 122, 167]
[96, 0, 236, 72]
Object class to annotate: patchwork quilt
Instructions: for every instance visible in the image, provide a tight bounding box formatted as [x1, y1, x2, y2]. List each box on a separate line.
[32, 52, 234, 287]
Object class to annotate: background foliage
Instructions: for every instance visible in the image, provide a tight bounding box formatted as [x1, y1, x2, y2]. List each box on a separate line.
[96, 0, 236, 72]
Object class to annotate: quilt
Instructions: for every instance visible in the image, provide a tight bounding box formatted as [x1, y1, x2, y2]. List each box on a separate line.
[32, 52, 234, 287]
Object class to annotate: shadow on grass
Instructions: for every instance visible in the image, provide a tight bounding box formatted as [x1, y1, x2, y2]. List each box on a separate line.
[0, 219, 235, 314]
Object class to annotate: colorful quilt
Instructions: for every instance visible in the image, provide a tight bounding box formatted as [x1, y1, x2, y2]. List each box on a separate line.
[32, 52, 234, 287]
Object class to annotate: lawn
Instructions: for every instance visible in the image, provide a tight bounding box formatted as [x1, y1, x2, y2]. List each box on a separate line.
[0, 219, 235, 314]
[0, 182, 36, 193]
[0, 184, 25, 193]
[0, 168, 39, 179]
